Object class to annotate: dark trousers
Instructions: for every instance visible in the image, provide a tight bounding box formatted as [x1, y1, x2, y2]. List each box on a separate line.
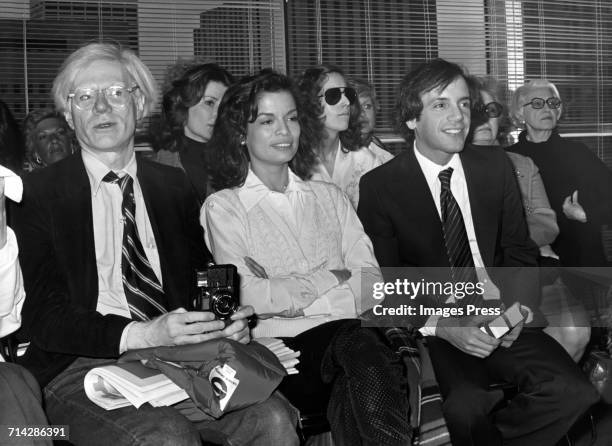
[279, 319, 411, 446]
[427, 328, 599, 446]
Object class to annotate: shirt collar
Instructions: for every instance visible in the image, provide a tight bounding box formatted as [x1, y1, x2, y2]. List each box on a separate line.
[237, 167, 312, 211]
[81, 148, 137, 196]
[413, 142, 463, 187]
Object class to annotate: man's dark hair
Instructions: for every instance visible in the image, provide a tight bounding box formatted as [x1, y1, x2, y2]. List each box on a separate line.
[395, 58, 469, 144]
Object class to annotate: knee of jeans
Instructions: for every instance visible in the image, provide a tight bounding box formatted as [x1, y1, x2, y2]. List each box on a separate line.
[0, 363, 41, 400]
[132, 410, 200, 446]
[249, 395, 299, 443]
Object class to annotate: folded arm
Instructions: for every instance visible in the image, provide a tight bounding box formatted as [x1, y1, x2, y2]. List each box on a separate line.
[202, 195, 343, 317]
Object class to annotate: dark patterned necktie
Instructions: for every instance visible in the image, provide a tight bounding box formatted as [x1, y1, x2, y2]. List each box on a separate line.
[102, 171, 167, 320]
[438, 167, 481, 307]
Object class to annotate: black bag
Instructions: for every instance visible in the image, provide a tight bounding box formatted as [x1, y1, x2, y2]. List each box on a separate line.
[119, 339, 286, 419]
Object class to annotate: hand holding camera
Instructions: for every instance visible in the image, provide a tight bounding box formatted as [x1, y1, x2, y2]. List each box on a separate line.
[193, 264, 241, 322]
[126, 264, 249, 349]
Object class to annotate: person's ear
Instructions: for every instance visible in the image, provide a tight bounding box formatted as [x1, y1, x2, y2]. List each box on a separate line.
[134, 92, 146, 121]
[406, 118, 417, 130]
[514, 107, 525, 126]
[64, 110, 74, 130]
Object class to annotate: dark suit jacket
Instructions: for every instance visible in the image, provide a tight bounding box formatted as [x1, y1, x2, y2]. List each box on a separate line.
[12, 152, 210, 386]
[358, 144, 542, 327]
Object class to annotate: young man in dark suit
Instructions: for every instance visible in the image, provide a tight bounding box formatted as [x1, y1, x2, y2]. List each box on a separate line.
[358, 58, 597, 446]
[12, 43, 298, 446]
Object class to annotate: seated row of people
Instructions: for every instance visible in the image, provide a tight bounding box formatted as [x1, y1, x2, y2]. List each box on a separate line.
[148, 62, 393, 210]
[3, 42, 609, 445]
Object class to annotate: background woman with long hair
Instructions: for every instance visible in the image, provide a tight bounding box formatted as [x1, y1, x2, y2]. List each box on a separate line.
[152, 63, 234, 203]
[298, 65, 392, 209]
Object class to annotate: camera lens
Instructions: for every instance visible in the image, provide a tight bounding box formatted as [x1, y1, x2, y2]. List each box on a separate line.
[211, 292, 238, 319]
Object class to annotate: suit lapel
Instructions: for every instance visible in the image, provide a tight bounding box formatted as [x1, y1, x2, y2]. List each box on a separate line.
[52, 154, 98, 306]
[460, 147, 497, 265]
[394, 150, 449, 266]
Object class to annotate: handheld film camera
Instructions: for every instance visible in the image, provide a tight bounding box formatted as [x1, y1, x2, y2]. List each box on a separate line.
[194, 264, 240, 321]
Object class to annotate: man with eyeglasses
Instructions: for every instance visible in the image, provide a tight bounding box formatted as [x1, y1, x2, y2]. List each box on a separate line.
[358, 59, 598, 445]
[11, 43, 298, 446]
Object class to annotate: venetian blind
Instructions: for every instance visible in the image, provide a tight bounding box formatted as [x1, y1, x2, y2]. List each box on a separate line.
[285, 0, 612, 167]
[0, 0, 286, 124]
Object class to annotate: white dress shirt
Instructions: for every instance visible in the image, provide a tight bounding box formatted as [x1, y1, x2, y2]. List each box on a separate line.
[202, 168, 382, 338]
[413, 145, 501, 335]
[311, 141, 393, 209]
[82, 149, 162, 350]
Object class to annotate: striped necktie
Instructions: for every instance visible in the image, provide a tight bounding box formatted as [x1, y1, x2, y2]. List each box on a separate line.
[438, 167, 481, 307]
[102, 171, 167, 321]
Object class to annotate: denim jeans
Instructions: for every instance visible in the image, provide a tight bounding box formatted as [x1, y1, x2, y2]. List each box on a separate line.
[44, 357, 299, 446]
[0, 363, 51, 446]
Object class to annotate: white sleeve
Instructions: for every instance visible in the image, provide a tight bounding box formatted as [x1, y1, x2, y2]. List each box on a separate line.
[0, 228, 24, 337]
[201, 195, 338, 317]
[338, 192, 384, 315]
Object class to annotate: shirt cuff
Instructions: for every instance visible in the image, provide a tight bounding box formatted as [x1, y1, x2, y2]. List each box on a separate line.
[119, 321, 138, 354]
[520, 304, 534, 324]
[418, 315, 440, 337]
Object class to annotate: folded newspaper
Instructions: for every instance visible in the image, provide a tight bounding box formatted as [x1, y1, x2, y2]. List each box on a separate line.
[84, 360, 189, 410]
[84, 338, 300, 410]
[254, 338, 301, 375]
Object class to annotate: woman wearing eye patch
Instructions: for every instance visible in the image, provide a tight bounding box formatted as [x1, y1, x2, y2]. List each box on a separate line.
[467, 76, 591, 362]
[298, 65, 392, 209]
[508, 80, 612, 270]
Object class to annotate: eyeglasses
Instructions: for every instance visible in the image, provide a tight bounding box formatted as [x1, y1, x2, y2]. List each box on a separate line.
[477, 101, 503, 118]
[522, 97, 562, 110]
[67, 85, 140, 110]
[319, 87, 357, 106]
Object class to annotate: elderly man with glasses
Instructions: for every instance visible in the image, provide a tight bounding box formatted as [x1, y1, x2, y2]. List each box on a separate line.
[11, 43, 298, 446]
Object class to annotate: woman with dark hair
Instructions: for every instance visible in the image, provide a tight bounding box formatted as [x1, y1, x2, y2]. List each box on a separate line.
[23, 108, 75, 170]
[298, 65, 392, 209]
[202, 70, 410, 445]
[152, 63, 234, 203]
[0, 100, 25, 173]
